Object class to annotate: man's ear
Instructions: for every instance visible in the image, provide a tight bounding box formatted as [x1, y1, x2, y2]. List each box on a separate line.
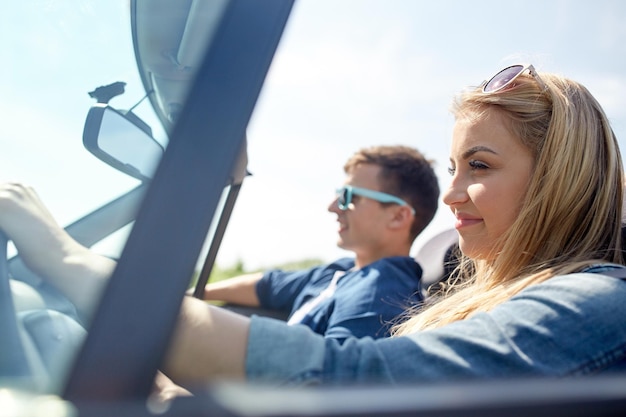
[388, 205, 413, 231]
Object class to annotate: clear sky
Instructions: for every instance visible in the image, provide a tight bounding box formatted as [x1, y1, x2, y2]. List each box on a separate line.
[214, 0, 626, 270]
[2, 1, 625, 272]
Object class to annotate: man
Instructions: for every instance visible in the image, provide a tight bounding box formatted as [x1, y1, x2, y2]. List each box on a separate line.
[0, 145, 439, 342]
[0, 145, 437, 398]
[199, 145, 439, 341]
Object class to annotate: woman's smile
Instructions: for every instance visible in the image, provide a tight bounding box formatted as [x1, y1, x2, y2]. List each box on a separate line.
[453, 213, 483, 230]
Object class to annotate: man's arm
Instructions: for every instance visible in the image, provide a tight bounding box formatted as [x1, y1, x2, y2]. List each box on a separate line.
[199, 272, 263, 307]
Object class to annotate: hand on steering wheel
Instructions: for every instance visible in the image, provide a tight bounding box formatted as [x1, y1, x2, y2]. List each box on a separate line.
[0, 230, 31, 380]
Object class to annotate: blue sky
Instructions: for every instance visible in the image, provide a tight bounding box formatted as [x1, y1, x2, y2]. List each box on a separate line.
[215, 0, 626, 270]
[2, 1, 626, 271]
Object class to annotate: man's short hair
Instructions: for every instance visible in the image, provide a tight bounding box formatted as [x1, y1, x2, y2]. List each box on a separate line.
[344, 145, 439, 242]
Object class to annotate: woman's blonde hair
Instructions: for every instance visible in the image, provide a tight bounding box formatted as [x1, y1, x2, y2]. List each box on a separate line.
[393, 69, 624, 335]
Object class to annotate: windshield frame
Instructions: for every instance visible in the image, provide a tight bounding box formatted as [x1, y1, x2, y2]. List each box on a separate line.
[62, 0, 294, 403]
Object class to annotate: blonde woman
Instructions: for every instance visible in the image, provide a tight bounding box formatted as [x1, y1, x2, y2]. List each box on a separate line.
[163, 64, 626, 386]
[2, 64, 625, 389]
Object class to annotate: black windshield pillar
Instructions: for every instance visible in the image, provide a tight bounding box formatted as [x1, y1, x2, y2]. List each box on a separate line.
[64, 0, 294, 404]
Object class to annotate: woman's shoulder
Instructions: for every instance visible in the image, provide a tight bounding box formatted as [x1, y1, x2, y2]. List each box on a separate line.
[579, 263, 626, 278]
[511, 265, 626, 314]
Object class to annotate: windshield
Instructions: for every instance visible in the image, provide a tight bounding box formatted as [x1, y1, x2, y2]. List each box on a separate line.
[0, 1, 172, 396]
[0, 3, 163, 254]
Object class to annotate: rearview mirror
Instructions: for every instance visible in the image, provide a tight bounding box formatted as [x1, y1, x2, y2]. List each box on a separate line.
[83, 104, 164, 181]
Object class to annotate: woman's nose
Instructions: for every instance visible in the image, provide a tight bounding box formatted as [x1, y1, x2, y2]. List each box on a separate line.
[442, 177, 469, 208]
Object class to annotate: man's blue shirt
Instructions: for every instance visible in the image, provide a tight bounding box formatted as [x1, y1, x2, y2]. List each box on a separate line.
[255, 257, 423, 341]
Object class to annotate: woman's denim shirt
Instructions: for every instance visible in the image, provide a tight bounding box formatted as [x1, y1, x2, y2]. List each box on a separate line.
[246, 266, 626, 385]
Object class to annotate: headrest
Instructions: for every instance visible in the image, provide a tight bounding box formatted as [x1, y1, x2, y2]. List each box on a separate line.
[414, 228, 459, 289]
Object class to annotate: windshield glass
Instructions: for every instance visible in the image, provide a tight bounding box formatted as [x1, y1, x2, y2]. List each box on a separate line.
[0, 1, 174, 395]
[1, 3, 163, 234]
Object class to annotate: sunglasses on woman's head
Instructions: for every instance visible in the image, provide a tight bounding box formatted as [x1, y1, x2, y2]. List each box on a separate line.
[481, 64, 548, 93]
[336, 185, 415, 215]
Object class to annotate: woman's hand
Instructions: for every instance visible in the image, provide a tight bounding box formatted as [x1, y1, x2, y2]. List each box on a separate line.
[0, 182, 62, 245]
[0, 182, 115, 317]
[150, 371, 192, 405]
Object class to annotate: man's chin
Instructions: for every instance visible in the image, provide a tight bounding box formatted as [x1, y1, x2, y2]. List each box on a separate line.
[336, 241, 351, 251]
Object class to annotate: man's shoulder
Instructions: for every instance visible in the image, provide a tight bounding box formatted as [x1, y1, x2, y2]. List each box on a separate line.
[366, 256, 421, 275]
[324, 257, 419, 276]
[326, 257, 357, 271]
[334, 256, 423, 305]
[344, 256, 422, 289]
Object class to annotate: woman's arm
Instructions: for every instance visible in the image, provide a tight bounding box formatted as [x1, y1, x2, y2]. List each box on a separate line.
[163, 297, 250, 385]
[0, 182, 115, 316]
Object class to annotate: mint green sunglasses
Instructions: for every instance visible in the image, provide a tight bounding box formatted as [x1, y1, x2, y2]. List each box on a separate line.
[336, 185, 415, 215]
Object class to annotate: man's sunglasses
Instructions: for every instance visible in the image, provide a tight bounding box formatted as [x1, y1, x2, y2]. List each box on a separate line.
[481, 64, 548, 93]
[336, 185, 415, 214]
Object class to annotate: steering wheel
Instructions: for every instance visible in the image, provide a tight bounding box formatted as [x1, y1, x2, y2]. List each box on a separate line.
[0, 230, 32, 381]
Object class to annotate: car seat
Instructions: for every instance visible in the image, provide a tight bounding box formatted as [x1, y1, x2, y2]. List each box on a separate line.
[413, 228, 459, 298]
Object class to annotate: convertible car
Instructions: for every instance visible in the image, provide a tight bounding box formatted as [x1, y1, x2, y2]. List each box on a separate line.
[2, 1, 626, 416]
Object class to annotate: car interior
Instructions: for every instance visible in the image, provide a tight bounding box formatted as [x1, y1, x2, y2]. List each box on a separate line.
[0, 0, 461, 408]
[3, 0, 626, 416]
